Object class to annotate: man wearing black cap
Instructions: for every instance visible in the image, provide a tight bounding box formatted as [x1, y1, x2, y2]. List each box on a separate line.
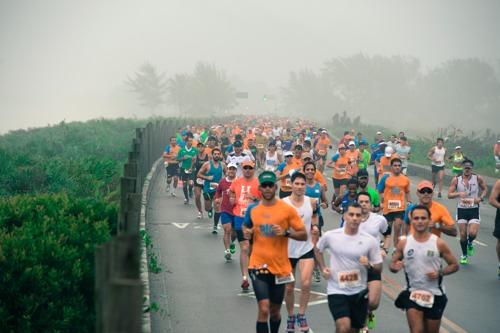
[357, 169, 380, 212]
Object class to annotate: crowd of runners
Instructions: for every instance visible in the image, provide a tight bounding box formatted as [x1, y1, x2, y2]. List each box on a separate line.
[162, 116, 500, 333]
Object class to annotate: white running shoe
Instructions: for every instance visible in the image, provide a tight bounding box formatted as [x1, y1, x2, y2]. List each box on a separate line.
[197, 211, 203, 219]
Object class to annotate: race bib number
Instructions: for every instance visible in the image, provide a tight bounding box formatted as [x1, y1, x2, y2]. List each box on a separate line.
[196, 178, 204, 185]
[410, 290, 434, 308]
[459, 198, 475, 208]
[257, 144, 264, 149]
[275, 272, 295, 285]
[388, 200, 402, 210]
[337, 166, 346, 175]
[184, 169, 192, 174]
[209, 182, 218, 190]
[337, 269, 361, 289]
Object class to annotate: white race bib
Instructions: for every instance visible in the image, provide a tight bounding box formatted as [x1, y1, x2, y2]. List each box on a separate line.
[388, 200, 402, 210]
[184, 169, 192, 174]
[337, 269, 361, 289]
[196, 178, 204, 185]
[210, 182, 218, 190]
[275, 272, 295, 285]
[410, 290, 434, 308]
[459, 198, 475, 208]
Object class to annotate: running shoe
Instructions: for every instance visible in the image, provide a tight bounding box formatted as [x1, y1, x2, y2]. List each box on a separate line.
[229, 242, 236, 254]
[208, 210, 213, 218]
[170, 191, 176, 197]
[367, 311, 376, 330]
[467, 243, 475, 257]
[212, 225, 218, 234]
[296, 313, 309, 332]
[285, 314, 296, 332]
[241, 278, 250, 291]
[197, 211, 202, 219]
[224, 250, 232, 262]
[166, 184, 170, 192]
[184, 199, 189, 205]
[460, 255, 468, 265]
[313, 268, 321, 283]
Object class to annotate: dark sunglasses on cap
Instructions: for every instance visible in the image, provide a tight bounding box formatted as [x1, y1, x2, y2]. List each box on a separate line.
[243, 166, 254, 170]
[260, 182, 275, 188]
[418, 188, 433, 194]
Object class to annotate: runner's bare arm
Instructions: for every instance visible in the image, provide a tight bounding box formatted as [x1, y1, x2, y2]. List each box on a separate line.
[314, 247, 331, 279]
[389, 238, 406, 273]
[477, 176, 488, 203]
[427, 147, 435, 161]
[197, 162, 211, 180]
[489, 180, 500, 209]
[447, 177, 461, 199]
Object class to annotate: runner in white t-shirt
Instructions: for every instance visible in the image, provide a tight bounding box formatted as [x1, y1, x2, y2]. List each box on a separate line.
[357, 192, 389, 331]
[315, 203, 383, 332]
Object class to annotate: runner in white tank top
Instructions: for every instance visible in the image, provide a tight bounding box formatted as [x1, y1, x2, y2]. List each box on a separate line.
[283, 172, 319, 332]
[265, 144, 280, 172]
[391, 205, 458, 332]
[427, 138, 447, 198]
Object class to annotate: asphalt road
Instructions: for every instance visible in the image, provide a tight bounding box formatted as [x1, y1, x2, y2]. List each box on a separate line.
[147, 167, 499, 333]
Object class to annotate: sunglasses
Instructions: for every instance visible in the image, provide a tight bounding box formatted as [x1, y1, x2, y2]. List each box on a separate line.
[418, 188, 433, 194]
[243, 166, 254, 170]
[464, 166, 472, 170]
[412, 216, 428, 221]
[260, 182, 275, 188]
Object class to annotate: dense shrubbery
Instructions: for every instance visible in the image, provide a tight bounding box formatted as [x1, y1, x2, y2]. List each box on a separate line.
[0, 194, 113, 332]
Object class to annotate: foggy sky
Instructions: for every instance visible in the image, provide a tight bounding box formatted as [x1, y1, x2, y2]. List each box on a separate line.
[1, 0, 499, 133]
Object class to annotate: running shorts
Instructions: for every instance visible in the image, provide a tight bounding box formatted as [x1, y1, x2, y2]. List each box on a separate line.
[179, 169, 192, 181]
[220, 212, 234, 225]
[457, 207, 480, 224]
[395, 290, 448, 320]
[249, 269, 286, 304]
[328, 290, 368, 329]
[289, 248, 315, 269]
[203, 191, 215, 201]
[493, 210, 500, 239]
[367, 267, 382, 282]
[166, 163, 179, 178]
[431, 165, 445, 173]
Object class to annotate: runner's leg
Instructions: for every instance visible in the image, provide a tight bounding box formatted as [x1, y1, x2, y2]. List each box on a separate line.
[240, 240, 250, 280]
[393, 217, 403, 248]
[458, 222, 468, 257]
[298, 258, 314, 315]
[367, 280, 382, 310]
[406, 308, 425, 333]
[194, 186, 203, 214]
[423, 319, 441, 333]
[284, 265, 296, 317]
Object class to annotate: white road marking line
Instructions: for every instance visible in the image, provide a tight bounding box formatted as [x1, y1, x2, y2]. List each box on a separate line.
[172, 222, 190, 229]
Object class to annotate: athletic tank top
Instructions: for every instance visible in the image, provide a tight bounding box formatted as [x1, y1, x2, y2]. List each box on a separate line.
[203, 161, 223, 193]
[283, 196, 314, 258]
[265, 151, 279, 171]
[403, 234, 444, 296]
[305, 182, 322, 217]
[451, 153, 465, 170]
[431, 147, 446, 167]
[456, 174, 479, 209]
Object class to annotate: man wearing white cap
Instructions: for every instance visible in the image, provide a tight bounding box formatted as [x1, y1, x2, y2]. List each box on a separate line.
[345, 141, 361, 177]
[376, 146, 398, 182]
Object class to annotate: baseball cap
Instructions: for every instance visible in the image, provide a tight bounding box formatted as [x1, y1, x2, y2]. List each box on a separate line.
[359, 140, 367, 145]
[227, 162, 238, 169]
[258, 171, 277, 185]
[385, 146, 394, 157]
[233, 140, 243, 147]
[376, 131, 382, 135]
[295, 144, 303, 150]
[455, 145, 462, 150]
[348, 140, 356, 146]
[301, 152, 312, 160]
[242, 160, 255, 168]
[284, 151, 294, 157]
[321, 130, 327, 134]
[357, 169, 369, 178]
[417, 180, 433, 191]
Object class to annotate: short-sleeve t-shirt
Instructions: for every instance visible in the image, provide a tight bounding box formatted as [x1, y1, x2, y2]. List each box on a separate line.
[359, 213, 388, 243]
[378, 174, 410, 214]
[404, 201, 455, 237]
[317, 228, 382, 295]
[177, 146, 197, 170]
[244, 200, 305, 276]
[229, 177, 261, 218]
[315, 138, 331, 156]
[215, 177, 234, 214]
[331, 154, 351, 180]
[164, 144, 181, 163]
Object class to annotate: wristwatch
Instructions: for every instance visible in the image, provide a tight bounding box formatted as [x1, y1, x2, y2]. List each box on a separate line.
[283, 230, 291, 237]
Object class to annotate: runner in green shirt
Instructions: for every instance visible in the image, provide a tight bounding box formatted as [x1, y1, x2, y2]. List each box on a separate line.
[358, 140, 371, 170]
[177, 136, 198, 204]
[357, 169, 381, 212]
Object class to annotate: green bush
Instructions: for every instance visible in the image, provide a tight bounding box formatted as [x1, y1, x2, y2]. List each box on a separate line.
[0, 194, 112, 333]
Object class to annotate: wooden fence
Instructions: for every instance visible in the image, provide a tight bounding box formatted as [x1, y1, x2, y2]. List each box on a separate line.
[95, 120, 179, 333]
